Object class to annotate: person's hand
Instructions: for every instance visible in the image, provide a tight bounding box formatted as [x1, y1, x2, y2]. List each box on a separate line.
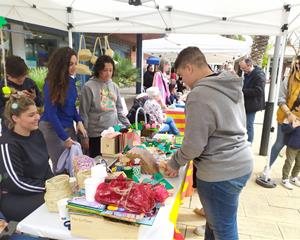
[22, 89, 36, 100]
[292, 118, 300, 128]
[77, 121, 88, 138]
[0, 219, 8, 233]
[287, 112, 298, 123]
[64, 137, 75, 148]
[82, 138, 89, 151]
[164, 162, 179, 178]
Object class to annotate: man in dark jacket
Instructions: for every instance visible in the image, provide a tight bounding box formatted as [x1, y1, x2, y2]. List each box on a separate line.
[239, 58, 266, 143]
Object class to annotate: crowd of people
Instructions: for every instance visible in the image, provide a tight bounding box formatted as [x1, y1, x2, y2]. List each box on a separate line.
[0, 45, 299, 240]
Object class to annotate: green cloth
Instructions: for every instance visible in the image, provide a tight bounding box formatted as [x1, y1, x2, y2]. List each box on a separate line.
[0, 16, 7, 28]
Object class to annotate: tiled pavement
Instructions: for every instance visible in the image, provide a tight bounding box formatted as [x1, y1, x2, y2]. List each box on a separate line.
[176, 111, 300, 240]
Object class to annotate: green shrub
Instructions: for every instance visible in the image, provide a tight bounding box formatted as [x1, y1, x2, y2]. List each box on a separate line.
[28, 67, 47, 92]
[113, 53, 138, 87]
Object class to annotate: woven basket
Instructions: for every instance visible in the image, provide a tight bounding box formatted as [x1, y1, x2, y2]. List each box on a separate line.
[104, 35, 114, 58]
[90, 37, 103, 65]
[76, 64, 92, 75]
[76, 169, 91, 189]
[44, 174, 72, 212]
[78, 35, 92, 62]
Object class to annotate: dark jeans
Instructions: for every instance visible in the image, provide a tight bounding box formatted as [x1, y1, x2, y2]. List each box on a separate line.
[89, 136, 101, 158]
[197, 173, 251, 240]
[0, 193, 44, 222]
[246, 112, 256, 143]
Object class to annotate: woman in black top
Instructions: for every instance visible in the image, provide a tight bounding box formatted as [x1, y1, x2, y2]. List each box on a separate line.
[0, 95, 53, 221]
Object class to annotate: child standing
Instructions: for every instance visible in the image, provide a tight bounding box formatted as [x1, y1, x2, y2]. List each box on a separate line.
[281, 98, 300, 190]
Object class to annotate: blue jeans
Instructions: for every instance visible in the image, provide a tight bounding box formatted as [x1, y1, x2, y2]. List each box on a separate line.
[269, 123, 285, 167]
[197, 173, 251, 240]
[246, 112, 256, 143]
[159, 117, 180, 135]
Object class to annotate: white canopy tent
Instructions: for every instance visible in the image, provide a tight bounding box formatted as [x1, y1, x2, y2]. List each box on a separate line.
[0, 0, 299, 159]
[143, 34, 252, 64]
[0, 0, 300, 35]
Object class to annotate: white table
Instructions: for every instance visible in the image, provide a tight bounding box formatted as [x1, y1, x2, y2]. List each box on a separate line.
[17, 167, 186, 240]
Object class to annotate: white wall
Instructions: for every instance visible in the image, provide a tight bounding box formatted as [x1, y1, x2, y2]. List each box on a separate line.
[10, 23, 26, 60]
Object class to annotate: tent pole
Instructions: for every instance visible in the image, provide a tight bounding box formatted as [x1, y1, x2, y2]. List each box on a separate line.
[259, 36, 282, 156]
[256, 4, 290, 188]
[259, 4, 290, 156]
[68, 29, 73, 48]
[136, 34, 143, 94]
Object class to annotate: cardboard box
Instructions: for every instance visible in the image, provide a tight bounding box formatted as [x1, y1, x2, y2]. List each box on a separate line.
[101, 132, 121, 155]
[70, 213, 139, 239]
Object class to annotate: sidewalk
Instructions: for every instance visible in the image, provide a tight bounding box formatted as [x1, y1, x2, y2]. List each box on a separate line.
[176, 111, 300, 240]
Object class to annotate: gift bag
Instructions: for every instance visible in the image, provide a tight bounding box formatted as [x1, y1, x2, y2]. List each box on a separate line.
[104, 35, 114, 58]
[90, 36, 103, 65]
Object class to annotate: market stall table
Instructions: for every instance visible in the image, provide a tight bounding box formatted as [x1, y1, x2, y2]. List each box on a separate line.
[17, 167, 187, 240]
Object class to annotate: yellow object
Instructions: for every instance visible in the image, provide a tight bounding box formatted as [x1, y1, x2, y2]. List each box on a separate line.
[2, 86, 11, 95]
[277, 76, 300, 123]
[107, 205, 119, 211]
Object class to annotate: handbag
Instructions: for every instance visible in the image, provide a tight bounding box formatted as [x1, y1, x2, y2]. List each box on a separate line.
[91, 36, 103, 65]
[77, 34, 92, 61]
[104, 35, 114, 58]
[76, 35, 92, 75]
[76, 63, 92, 75]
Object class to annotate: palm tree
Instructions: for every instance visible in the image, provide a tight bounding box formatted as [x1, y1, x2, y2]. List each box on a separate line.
[250, 35, 270, 66]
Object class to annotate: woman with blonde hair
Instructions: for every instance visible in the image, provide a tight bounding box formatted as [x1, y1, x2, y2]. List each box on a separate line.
[0, 95, 53, 221]
[263, 56, 300, 181]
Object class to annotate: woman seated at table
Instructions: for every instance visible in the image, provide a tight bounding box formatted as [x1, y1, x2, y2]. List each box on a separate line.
[0, 95, 53, 222]
[143, 87, 180, 135]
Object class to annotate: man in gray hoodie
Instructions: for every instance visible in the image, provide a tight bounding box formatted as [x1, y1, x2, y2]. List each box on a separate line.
[165, 47, 253, 240]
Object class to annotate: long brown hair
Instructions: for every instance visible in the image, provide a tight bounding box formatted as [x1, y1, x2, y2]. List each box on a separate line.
[46, 47, 77, 105]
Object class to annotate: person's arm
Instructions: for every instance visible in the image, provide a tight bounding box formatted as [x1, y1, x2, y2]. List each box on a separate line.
[43, 83, 69, 141]
[242, 71, 265, 97]
[278, 77, 288, 106]
[152, 72, 159, 87]
[79, 85, 93, 132]
[168, 93, 216, 170]
[115, 85, 130, 127]
[0, 211, 7, 234]
[0, 143, 46, 194]
[278, 78, 299, 122]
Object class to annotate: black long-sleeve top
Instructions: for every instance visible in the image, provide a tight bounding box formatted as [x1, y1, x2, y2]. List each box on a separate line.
[0, 130, 53, 195]
[0, 78, 43, 115]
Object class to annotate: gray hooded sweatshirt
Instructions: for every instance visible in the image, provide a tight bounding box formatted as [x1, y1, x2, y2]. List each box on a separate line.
[79, 77, 130, 137]
[169, 71, 253, 182]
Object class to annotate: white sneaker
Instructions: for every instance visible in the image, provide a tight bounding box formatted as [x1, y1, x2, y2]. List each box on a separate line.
[281, 179, 294, 190]
[193, 225, 205, 236]
[290, 177, 300, 187]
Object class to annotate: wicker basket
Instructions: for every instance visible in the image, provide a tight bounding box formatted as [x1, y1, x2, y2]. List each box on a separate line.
[44, 174, 72, 212]
[76, 169, 91, 190]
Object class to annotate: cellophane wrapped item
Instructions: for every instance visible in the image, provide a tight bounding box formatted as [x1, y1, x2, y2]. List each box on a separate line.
[94, 175, 168, 214]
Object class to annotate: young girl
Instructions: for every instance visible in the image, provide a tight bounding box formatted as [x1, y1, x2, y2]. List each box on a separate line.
[281, 98, 300, 190]
[0, 95, 53, 221]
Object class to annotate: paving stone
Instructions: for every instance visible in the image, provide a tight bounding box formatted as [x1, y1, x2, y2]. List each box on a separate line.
[277, 222, 300, 240]
[238, 217, 282, 239]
